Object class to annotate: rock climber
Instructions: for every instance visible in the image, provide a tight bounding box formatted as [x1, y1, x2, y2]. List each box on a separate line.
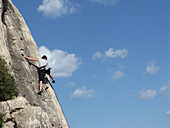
[23, 54, 55, 95]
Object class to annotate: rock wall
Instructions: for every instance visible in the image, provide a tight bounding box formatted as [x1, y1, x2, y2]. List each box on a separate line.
[0, 0, 69, 127]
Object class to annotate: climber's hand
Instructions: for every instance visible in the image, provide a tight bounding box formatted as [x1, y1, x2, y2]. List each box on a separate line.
[21, 54, 26, 58]
[52, 80, 55, 83]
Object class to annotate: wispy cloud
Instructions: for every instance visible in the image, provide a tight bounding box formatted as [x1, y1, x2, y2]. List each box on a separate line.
[37, 0, 79, 18]
[160, 85, 170, 93]
[159, 82, 170, 96]
[105, 48, 128, 59]
[166, 111, 170, 115]
[144, 60, 160, 75]
[92, 48, 128, 61]
[37, 0, 120, 18]
[70, 86, 96, 99]
[38, 46, 81, 77]
[160, 86, 168, 92]
[111, 71, 124, 81]
[92, 51, 103, 60]
[109, 70, 124, 82]
[138, 89, 157, 100]
[90, 0, 120, 6]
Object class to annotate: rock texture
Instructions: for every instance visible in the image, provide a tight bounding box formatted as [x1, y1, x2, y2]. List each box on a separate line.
[0, 0, 69, 128]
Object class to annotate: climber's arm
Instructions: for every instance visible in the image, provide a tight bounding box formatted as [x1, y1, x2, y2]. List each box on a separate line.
[22, 54, 38, 61]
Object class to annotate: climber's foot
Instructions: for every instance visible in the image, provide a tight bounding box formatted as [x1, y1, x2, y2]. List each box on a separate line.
[45, 87, 49, 90]
[37, 90, 43, 95]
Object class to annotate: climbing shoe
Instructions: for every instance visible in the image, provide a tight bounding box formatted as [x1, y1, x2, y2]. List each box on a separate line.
[45, 87, 49, 90]
[37, 90, 43, 95]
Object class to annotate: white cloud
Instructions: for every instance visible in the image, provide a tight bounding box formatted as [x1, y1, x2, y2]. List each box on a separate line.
[159, 82, 170, 96]
[90, 0, 120, 6]
[92, 48, 128, 61]
[37, 0, 79, 18]
[138, 89, 157, 100]
[160, 86, 169, 92]
[70, 86, 96, 99]
[166, 111, 170, 115]
[38, 46, 81, 77]
[110, 70, 124, 81]
[105, 48, 128, 59]
[92, 51, 103, 60]
[145, 61, 160, 75]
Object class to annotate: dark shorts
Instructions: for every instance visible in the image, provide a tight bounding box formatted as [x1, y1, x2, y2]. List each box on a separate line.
[38, 68, 51, 81]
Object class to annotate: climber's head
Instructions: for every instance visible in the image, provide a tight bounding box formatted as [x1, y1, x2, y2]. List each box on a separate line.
[42, 55, 47, 60]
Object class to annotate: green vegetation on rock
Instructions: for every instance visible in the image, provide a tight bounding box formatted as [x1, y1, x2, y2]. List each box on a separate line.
[0, 57, 19, 101]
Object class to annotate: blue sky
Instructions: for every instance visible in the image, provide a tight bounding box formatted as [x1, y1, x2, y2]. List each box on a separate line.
[13, 0, 169, 128]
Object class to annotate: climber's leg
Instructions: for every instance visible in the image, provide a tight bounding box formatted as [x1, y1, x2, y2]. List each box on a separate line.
[37, 80, 43, 95]
[39, 81, 43, 91]
[37, 69, 46, 95]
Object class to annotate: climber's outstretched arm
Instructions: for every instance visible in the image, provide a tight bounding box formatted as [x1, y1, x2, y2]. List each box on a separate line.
[23, 54, 38, 61]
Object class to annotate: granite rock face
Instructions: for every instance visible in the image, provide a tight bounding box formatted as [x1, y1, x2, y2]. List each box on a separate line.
[0, 97, 53, 128]
[0, 0, 69, 127]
